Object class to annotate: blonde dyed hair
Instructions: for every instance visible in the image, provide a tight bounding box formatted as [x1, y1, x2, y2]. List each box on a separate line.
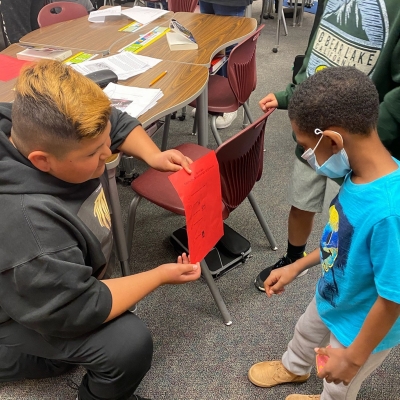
[12, 60, 112, 158]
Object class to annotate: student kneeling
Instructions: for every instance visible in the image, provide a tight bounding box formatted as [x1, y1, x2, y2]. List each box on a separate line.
[0, 60, 200, 400]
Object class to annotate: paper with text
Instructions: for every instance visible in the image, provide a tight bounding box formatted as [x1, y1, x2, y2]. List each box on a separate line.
[71, 52, 160, 80]
[169, 152, 224, 263]
[103, 82, 163, 118]
[122, 6, 168, 25]
[88, 6, 121, 23]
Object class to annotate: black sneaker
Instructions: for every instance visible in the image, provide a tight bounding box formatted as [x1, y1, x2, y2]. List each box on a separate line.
[254, 254, 308, 292]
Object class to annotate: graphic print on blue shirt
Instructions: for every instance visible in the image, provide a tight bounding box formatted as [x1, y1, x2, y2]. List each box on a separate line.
[307, 0, 389, 77]
[318, 199, 354, 307]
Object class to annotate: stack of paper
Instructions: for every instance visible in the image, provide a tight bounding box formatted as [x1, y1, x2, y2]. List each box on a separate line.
[88, 6, 122, 23]
[121, 7, 169, 24]
[70, 52, 161, 80]
[88, 5, 168, 24]
[103, 82, 163, 118]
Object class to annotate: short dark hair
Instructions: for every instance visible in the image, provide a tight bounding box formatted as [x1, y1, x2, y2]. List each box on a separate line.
[288, 66, 379, 135]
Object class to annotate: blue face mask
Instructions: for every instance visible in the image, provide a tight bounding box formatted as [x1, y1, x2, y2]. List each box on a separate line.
[301, 129, 351, 179]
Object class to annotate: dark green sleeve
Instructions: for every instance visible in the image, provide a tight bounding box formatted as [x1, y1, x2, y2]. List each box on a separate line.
[376, 35, 400, 160]
[273, 0, 327, 110]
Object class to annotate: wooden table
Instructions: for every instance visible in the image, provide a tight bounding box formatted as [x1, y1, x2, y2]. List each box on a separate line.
[111, 12, 258, 66]
[0, 44, 208, 132]
[111, 12, 257, 146]
[19, 10, 173, 55]
[17, 11, 257, 147]
[122, 60, 208, 129]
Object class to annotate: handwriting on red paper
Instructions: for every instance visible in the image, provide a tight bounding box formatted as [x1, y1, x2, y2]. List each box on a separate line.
[169, 151, 224, 263]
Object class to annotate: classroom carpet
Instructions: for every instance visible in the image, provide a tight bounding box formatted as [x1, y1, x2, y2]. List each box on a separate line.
[1, 2, 399, 399]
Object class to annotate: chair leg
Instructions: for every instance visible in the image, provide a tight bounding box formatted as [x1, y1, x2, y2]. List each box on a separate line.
[210, 116, 223, 146]
[161, 114, 171, 151]
[247, 192, 278, 250]
[243, 102, 254, 124]
[281, 6, 288, 35]
[242, 102, 254, 129]
[192, 110, 198, 136]
[107, 166, 131, 277]
[200, 260, 232, 325]
[126, 194, 143, 263]
[179, 106, 187, 121]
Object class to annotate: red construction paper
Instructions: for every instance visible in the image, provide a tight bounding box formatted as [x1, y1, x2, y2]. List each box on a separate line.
[0, 54, 32, 82]
[169, 151, 224, 263]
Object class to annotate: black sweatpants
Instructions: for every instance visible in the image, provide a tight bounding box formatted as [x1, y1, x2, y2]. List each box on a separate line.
[0, 0, 45, 45]
[0, 312, 153, 400]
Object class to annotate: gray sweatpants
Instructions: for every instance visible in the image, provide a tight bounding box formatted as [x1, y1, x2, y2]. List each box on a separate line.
[282, 297, 391, 400]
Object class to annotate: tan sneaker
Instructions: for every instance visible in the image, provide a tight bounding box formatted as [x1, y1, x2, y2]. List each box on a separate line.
[286, 395, 321, 400]
[248, 360, 310, 388]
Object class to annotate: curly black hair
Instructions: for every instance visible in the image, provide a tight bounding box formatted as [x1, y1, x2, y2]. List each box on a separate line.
[288, 66, 379, 135]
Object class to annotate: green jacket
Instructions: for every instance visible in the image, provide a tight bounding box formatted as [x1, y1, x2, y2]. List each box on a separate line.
[274, 0, 400, 161]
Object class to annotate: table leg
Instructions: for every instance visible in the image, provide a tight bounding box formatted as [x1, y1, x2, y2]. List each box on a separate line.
[299, 0, 305, 27]
[197, 84, 209, 147]
[273, 0, 284, 53]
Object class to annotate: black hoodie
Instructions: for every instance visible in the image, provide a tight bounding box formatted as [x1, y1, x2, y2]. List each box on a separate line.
[0, 104, 140, 339]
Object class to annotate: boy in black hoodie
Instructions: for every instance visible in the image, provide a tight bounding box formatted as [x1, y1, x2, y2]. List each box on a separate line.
[0, 60, 201, 400]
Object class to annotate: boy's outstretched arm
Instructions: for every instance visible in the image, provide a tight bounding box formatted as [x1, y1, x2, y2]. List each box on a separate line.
[264, 248, 320, 297]
[316, 296, 400, 386]
[259, 93, 278, 112]
[102, 254, 201, 322]
[117, 125, 192, 173]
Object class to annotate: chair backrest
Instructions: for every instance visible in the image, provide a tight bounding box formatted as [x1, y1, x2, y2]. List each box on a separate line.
[216, 108, 274, 214]
[38, 2, 88, 27]
[167, 0, 198, 12]
[226, 24, 264, 105]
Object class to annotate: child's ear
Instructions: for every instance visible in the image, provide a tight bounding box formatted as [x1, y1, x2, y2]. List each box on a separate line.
[28, 151, 52, 172]
[322, 130, 344, 154]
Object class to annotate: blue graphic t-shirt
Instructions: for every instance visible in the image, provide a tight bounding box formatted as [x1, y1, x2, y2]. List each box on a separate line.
[316, 159, 400, 352]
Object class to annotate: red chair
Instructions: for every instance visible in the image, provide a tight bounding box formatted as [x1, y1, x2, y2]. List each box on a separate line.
[167, 0, 198, 12]
[189, 24, 265, 146]
[38, 1, 88, 27]
[126, 110, 277, 325]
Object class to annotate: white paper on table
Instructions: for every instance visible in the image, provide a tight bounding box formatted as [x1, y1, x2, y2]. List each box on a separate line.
[88, 6, 121, 23]
[103, 82, 164, 118]
[71, 52, 161, 80]
[121, 6, 169, 25]
[129, 53, 162, 68]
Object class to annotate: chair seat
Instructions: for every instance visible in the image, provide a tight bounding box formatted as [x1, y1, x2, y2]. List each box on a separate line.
[189, 75, 240, 114]
[131, 143, 228, 217]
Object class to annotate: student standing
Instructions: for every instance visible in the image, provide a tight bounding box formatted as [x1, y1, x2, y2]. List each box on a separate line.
[254, 0, 400, 291]
[249, 66, 400, 400]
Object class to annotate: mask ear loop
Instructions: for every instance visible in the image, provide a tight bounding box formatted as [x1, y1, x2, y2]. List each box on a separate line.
[302, 129, 324, 160]
[316, 128, 345, 145]
[314, 128, 323, 136]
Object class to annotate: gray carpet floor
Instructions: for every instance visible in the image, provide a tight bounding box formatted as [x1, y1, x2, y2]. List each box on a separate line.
[1, 2, 399, 399]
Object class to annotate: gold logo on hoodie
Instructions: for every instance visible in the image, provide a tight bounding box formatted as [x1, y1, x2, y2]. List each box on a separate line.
[94, 188, 111, 230]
